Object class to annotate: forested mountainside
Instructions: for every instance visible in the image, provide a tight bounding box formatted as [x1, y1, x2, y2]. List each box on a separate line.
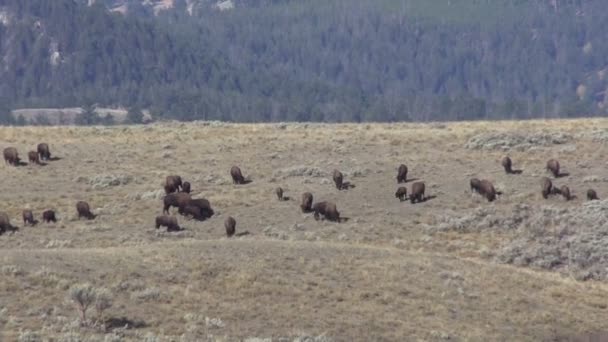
[1, 0, 607, 124]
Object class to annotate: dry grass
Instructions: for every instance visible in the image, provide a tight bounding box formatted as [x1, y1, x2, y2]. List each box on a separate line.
[1, 119, 608, 341]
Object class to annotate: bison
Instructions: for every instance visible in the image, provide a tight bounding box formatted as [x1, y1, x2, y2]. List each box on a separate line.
[0, 212, 18, 233]
[22, 210, 36, 226]
[560, 185, 572, 201]
[396, 164, 408, 183]
[312, 201, 340, 222]
[276, 187, 284, 201]
[410, 182, 426, 204]
[163, 192, 191, 214]
[332, 169, 344, 190]
[180, 198, 214, 220]
[546, 159, 560, 178]
[478, 180, 497, 202]
[470, 178, 482, 193]
[501, 156, 513, 174]
[164, 175, 183, 194]
[37, 143, 51, 161]
[587, 189, 599, 201]
[300, 192, 313, 213]
[540, 177, 554, 199]
[181, 181, 191, 194]
[42, 210, 57, 223]
[76, 201, 96, 220]
[28, 151, 40, 165]
[225, 216, 236, 237]
[155, 215, 181, 231]
[395, 187, 407, 202]
[230, 166, 246, 184]
[3, 147, 20, 166]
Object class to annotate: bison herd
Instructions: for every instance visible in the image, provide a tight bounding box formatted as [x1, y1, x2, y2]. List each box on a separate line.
[0, 141, 602, 237]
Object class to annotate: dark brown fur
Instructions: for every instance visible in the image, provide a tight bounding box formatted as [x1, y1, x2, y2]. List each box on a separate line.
[546, 159, 560, 178]
[395, 187, 407, 202]
[0, 212, 17, 233]
[540, 177, 553, 199]
[332, 169, 344, 190]
[300, 192, 313, 213]
[28, 151, 40, 164]
[276, 187, 284, 201]
[76, 201, 96, 220]
[225, 216, 236, 237]
[587, 189, 599, 201]
[180, 198, 214, 219]
[42, 210, 57, 223]
[470, 178, 481, 193]
[478, 180, 497, 202]
[181, 181, 191, 194]
[312, 201, 340, 222]
[37, 143, 51, 160]
[164, 175, 183, 194]
[410, 182, 426, 204]
[155, 215, 180, 231]
[22, 210, 35, 226]
[396, 164, 408, 183]
[163, 192, 191, 214]
[560, 185, 572, 201]
[3, 147, 20, 166]
[501, 156, 513, 174]
[230, 166, 246, 184]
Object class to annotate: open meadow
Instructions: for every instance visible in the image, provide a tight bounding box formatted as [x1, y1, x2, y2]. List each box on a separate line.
[2, 119, 608, 341]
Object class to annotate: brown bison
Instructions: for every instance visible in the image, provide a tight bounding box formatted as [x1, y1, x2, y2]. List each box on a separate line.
[155, 215, 181, 231]
[181, 181, 191, 194]
[163, 192, 191, 214]
[76, 201, 96, 220]
[540, 177, 554, 199]
[225, 216, 236, 237]
[3, 147, 20, 166]
[560, 185, 572, 201]
[501, 156, 513, 174]
[312, 201, 340, 222]
[332, 169, 344, 190]
[470, 178, 481, 193]
[180, 198, 214, 220]
[546, 159, 560, 178]
[164, 175, 183, 194]
[37, 143, 51, 160]
[395, 187, 407, 202]
[587, 189, 599, 201]
[300, 192, 313, 213]
[410, 182, 426, 204]
[0, 212, 18, 233]
[42, 210, 57, 223]
[230, 166, 246, 184]
[22, 210, 36, 226]
[478, 180, 497, 202]
[28, 151, 40, 164]
[396, 164, 408, 183]
[276, 187, 284, 201]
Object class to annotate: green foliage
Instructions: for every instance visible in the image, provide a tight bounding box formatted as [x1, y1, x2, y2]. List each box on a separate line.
[126, 107, 143, 124]
[76, 104, 100, 125]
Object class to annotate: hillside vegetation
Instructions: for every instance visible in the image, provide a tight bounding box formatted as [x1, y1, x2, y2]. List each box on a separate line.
[1, 0, 608, 123]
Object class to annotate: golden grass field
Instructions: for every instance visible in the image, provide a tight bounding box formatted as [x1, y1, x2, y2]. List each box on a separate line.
[1, 119, 608, 341]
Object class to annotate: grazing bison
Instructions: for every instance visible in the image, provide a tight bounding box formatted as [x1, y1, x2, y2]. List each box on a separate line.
[478, 180, 497, 202]
[181, 181, 191, 194]
[540, 177, 554, 199]
[276, 187, 284, 201]
[37, 143, 51, 160]
[312, 201, 340, 222]
[332, 169, 344, 190]
[163, 192, 191, 214]
[0, 212, 18, 233]
[395, 187, 407, 202]
[470, 178, 481, 193]
[42, 210, 57, 223]
[225, 216, 236, 237]
[396, 164, 408, 183]
[28, 151, 40, 164]
[22, 210, 35, 226]
[164, 175, 183, 194]
[300, 192, 313, 213]
[3, 147, 20, 166]
[76, 201, 96, 220]
[410, 182, 426, 204]
[501, 156, 513, 174]
[155, 215, 180, 231]
[587, 189, 599, 201]
[546, 159, 560, 178]
[560, 185, 572, 201]
[230, 166, 246, 184]
[181, 198, 214, 219]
